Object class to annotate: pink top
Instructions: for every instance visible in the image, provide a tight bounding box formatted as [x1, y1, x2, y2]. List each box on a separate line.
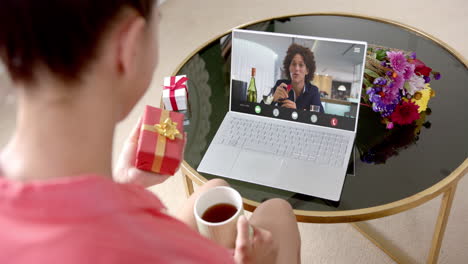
[0, 174, 234, 264]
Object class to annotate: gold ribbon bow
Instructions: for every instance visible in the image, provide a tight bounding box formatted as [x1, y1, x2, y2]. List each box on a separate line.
[155, 118, 182, 140]
[143, 110, 183, 173]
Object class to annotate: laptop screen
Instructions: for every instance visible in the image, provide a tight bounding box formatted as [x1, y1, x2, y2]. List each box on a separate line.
[230, 29, 367, 132]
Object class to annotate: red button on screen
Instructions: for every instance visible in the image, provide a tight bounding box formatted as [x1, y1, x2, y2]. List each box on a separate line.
[331, 118, 338, 127]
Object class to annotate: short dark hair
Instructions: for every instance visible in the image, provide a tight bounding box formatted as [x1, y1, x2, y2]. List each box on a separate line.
[283, 43, 316, 83]
[0, 0, 156, 84]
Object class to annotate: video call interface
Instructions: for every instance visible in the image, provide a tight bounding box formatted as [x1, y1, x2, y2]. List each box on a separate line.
[230, 29, 366, 131]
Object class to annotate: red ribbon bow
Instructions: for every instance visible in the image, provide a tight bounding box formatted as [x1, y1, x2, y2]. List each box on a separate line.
[164, 76, 188, 111]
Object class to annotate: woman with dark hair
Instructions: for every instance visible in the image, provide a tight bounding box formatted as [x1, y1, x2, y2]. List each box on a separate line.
[271, 43, 324, 113]
[0, 1, 301, 263]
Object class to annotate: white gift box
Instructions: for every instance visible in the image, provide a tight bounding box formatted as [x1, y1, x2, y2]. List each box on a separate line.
[162, 75, 188, 111]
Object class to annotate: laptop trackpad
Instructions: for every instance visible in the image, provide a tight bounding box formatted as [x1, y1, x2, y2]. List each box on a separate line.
[197, 145, 240, 176]
[230, 150, 283, 182]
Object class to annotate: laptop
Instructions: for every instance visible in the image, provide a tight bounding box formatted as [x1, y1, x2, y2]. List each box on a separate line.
[198, 29, 367, 201]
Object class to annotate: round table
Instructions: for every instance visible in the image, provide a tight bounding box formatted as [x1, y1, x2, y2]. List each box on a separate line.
[173, 14, 467, 264]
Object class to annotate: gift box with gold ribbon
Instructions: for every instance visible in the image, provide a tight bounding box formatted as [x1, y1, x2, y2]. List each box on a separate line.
[135, 105, 185, 175]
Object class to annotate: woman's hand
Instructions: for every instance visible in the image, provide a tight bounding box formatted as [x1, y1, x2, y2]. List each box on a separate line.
[272, 83, 289, 102]
[234, 216, 278, 264]
[113, 117, 171, 188]
[280, 99, 296, 109]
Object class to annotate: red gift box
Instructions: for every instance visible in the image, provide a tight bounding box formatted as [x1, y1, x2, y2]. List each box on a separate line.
[135, 105, 185, 175]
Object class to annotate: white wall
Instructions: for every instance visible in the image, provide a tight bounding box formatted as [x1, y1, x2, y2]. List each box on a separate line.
[231, 31, 292, 99]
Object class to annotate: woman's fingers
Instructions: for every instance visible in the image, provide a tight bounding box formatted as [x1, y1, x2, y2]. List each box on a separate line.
[252, 226, 274, 247]
[280, 100, 296, 109]
[278, 84, 289, 98]
[280, 89, 288, 99]
[274, 83, 289, 102]
[276, 91, 287, 101]
[120, 117, 143, 164]
[235, 216, 252, 258]
[128, 117, 143, 144]
[279, 83, 288, 90]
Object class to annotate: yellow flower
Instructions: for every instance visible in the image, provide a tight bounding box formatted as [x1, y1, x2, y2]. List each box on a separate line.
[411, 84, 432, 113]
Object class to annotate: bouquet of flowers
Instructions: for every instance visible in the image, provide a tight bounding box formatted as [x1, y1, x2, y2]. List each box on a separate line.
[362, 45, 441, 129]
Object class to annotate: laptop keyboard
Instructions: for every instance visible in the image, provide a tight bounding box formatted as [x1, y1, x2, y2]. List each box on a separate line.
[214, 116, 349, 168]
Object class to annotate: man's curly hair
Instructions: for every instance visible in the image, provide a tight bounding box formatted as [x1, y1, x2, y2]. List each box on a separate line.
[283, 43, 316, 83]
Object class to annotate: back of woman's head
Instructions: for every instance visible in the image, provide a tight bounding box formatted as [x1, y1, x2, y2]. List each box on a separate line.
[0, 0, 156, 85]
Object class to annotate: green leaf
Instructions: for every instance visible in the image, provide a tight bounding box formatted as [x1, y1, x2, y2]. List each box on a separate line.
[364, 69, 380, 79]
[404, 82, 411, 91]
[376, 49, 387, 61]
[363, 78, 372, 88]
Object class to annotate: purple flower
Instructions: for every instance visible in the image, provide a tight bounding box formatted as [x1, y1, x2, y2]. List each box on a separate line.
[371, 93, 381, 102]
[381, 61, 387, 66]
[382, 103, 397, 117]
[372, 103, 381, 112]
[433, 72, 441, 80]
[381, 105, 396, 117]
[423, 76, 431, 83]
[386, 71, 393, 76]
[385, 103, 398, 112]
[368, 86, 398, 117]
[373, 77, 387, 86]
[367, 88, 381, 103]
[392, 74, 405, 91]
[402, 63, 416, 80]
[369, 89, 396, 117]
[387, 51, 410, 73]
[381, 110, 394, 117]
[410, 52, 417, 59]
[381, 89, 399, 105]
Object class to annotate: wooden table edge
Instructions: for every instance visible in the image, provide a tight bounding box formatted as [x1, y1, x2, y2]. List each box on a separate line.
[181, 158, 467, 223]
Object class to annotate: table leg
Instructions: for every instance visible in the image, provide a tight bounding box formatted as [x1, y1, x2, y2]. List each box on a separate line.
[427, 184, 457, 264]
[351, 222, 413, 263]
[182, 172, 195, 197]
[351, 183, 458, 264]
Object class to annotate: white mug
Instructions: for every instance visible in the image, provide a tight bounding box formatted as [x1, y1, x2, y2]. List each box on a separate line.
[194, 186, 244, 248]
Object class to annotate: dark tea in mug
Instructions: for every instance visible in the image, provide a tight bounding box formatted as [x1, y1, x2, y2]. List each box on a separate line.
[201, 203, 238, 223]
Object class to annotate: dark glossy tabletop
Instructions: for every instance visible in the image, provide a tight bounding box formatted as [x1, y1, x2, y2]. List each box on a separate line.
[177, 15, 468, 212]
